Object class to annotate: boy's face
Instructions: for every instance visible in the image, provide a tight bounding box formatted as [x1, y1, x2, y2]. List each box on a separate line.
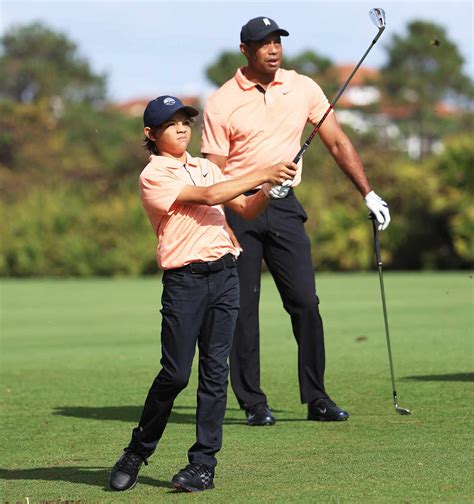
[145, 110, 192, 158]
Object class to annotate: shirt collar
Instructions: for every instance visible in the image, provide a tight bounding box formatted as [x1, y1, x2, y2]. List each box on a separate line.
[235, 67, 285, 91]
[149, 152, 198, 169]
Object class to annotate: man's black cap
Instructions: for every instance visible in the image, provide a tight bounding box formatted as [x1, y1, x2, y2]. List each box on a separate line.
[240, 16, 289, 44]
[143, 96, 199, 128]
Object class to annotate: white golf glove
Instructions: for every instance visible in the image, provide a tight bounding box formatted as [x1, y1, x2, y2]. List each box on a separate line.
[364, 190, 391, 230]
[262, 178, 293, 199]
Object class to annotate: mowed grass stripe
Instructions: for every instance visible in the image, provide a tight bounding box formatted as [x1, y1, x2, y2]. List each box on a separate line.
[1, 272, 472, 503]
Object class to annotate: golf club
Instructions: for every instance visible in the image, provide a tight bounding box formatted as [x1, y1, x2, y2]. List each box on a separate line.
[370, 214, 412, 415]
[280, 7, 386, 180]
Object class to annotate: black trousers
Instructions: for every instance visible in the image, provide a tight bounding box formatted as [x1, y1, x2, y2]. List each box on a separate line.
[225, 191, 327, 409]
[127, 263, 239, 467]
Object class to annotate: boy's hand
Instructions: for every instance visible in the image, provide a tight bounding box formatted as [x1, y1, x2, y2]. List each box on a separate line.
[262, 183, 291, 199]
[263, 162, 298, 185]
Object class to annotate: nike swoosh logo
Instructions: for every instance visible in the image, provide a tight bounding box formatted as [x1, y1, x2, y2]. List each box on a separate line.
[203, 172, 208, 177]
[316, 407, 327, 414]
[282, 90, 291, 95]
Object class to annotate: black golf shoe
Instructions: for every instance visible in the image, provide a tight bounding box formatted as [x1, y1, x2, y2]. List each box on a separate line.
[172, 463, 215, 492]
[109, 451, 147, 491]
[245, 403, 276, 426]
[307, 397, 349, 422]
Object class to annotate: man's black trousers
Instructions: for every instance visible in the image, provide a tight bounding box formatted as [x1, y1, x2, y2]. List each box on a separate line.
[127, 263, 239, 467]
[225, 191, 327, 410]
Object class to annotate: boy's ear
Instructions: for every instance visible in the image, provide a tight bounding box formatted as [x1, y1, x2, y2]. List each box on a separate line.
[144, 127, 154, 140]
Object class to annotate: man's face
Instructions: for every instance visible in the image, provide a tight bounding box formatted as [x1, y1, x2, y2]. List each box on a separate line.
[241, 33, 283, 75]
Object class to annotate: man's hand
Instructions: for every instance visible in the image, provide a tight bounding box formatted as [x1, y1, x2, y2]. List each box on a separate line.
[365, 191, 391, 230]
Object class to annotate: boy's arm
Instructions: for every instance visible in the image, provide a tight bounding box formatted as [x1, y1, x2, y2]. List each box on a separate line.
[175, 162, 297, 207]
[224, 190, 270, 220]
[202, 154, 286, 220]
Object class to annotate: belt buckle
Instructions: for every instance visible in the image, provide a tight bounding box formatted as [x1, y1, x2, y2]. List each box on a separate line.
[189, 255, 232, 275]
[190, 263, 205, 274]
[209, 258, 224, 272]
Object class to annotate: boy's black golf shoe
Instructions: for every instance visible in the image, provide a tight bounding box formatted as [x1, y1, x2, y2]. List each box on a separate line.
[172, 463, 215, 492]
[307, 397, 349, 422]
[109, 451, 147, 491]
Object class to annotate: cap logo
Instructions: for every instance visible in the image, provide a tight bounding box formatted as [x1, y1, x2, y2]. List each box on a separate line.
[163, 97, 176, 106]
[263, 18, 271, 26]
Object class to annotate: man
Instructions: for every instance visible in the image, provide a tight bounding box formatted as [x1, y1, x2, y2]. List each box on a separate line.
[201, 17, 390, 426]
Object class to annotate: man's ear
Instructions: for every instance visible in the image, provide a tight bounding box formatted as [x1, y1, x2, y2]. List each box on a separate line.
[240, 43, 248, 58]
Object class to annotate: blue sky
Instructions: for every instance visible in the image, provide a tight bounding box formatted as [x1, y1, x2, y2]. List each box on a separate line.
[1, 0, 472, 102]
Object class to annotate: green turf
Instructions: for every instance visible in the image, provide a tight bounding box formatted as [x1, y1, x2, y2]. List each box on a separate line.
[1, 272, 473, 503]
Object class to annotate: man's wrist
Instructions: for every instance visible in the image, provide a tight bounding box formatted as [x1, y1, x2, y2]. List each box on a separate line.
[363, 189, 374, 199]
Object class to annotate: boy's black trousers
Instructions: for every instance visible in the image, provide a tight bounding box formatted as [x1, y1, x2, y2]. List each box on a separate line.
[225, 190, 327, 410]
[127, 260, 239, 468]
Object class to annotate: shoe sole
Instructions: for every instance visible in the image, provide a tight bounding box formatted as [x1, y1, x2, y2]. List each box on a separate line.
[307, 415, 349, 422]
[247, 420, 276, 426]
[174, 482, 215, 492]
[109, 478, 138, 492]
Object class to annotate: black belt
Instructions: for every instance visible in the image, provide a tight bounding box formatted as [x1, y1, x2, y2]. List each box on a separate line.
[171, 253, 237, 275]
[244, 188, 294, 197]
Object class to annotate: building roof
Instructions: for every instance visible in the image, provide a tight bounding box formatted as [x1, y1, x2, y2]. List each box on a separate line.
[113, 66, 459, 119]
[114, 96, 201, 118]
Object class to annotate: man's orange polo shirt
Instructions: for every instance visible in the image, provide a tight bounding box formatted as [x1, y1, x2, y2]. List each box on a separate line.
[201, 67, 332, 186]
[139, 152, 238, 269]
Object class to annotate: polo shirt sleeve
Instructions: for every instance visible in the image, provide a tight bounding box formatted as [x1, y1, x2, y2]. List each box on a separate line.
[139, 168, 187, 215]
[305, 76, 332, 126]
[206, 159, 228, 183]
[201, 99, 230, 157]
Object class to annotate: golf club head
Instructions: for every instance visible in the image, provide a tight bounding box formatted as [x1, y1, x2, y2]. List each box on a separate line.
[395, 405, 412, 415]
[369, 7, 386, 30]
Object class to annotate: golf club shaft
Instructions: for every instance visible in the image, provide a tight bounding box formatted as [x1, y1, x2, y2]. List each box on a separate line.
[293, 26, 385, 165]
[371, 218, 398, 406]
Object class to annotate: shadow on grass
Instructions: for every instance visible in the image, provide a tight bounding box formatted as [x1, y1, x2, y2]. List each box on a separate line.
[52, 404, 289, 424]
[403, 372, 474, 382]
[53, 405, 195, 424]
[0, 466, 173, 490]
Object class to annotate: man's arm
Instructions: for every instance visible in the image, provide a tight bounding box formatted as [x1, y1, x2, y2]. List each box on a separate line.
[318, 114, 390, 229]
[317, 113, 371, 197]
[204, 154, 227, 171]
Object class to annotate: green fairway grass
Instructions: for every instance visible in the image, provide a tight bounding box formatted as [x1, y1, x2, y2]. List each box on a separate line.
[1, 272, 473, 503]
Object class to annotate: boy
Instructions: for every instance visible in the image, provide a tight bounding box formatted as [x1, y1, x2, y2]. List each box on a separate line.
[108, 96, 297, 492]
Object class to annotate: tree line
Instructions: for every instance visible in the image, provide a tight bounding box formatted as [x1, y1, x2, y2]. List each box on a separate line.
[0, 21, 472, 276]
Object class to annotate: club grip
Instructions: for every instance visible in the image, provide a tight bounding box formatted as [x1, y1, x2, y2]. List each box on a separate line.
[292, 143, 308, 164]
[369, 213, 382, 266]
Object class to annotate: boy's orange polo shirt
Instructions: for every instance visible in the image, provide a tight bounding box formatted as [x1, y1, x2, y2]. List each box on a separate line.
[139, 153, 238, 269]
[201, 67, 332, 187]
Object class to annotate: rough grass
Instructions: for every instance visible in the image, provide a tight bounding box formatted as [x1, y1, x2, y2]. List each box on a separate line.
[1, 272, 473, 503]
